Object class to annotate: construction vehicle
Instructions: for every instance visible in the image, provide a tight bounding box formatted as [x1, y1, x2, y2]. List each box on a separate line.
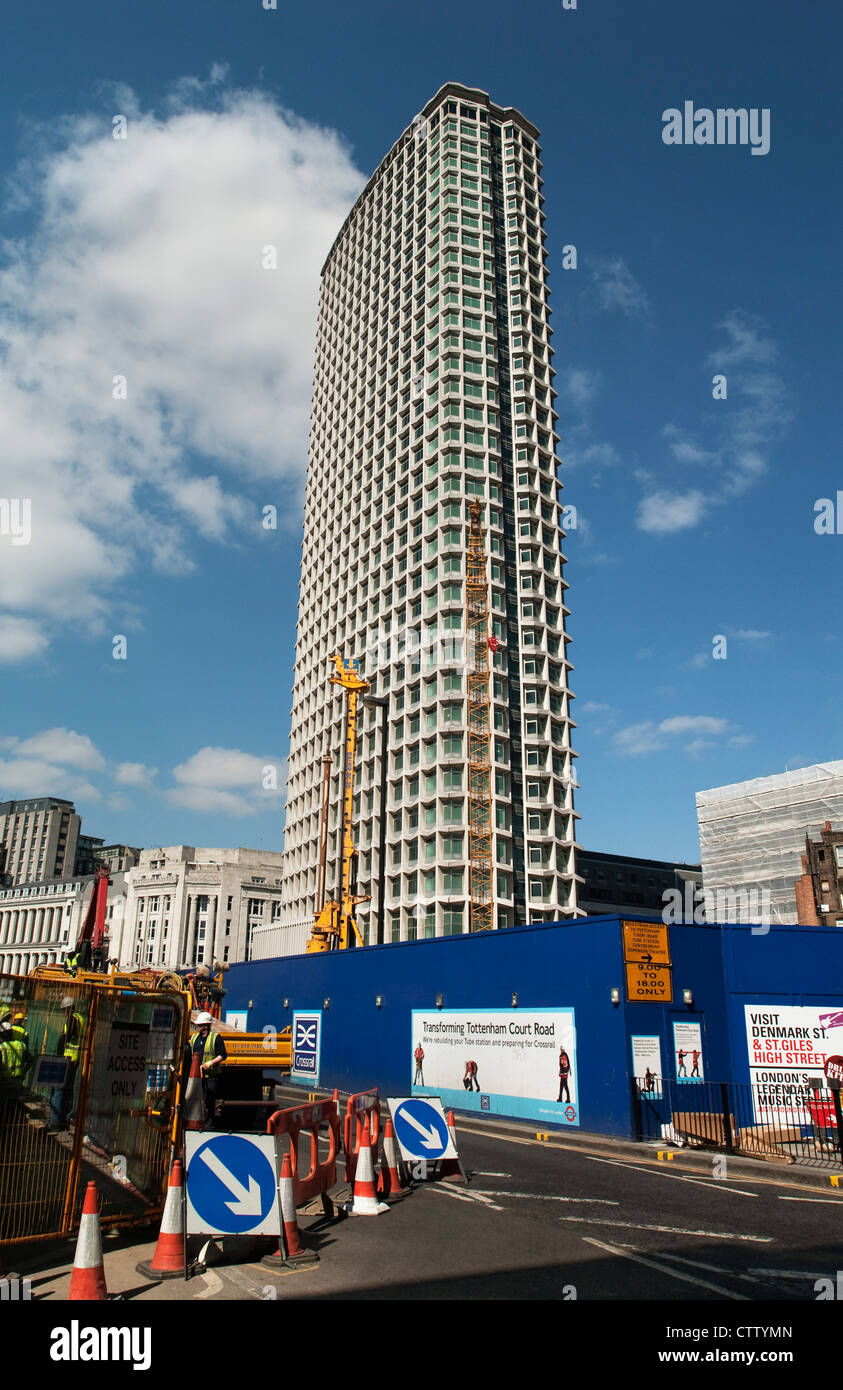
[308, 652, 371, 952]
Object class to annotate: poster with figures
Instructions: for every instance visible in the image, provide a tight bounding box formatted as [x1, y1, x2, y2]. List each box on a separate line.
[410, 1007, 579, 1126]
[673, 1021, 704, 1083]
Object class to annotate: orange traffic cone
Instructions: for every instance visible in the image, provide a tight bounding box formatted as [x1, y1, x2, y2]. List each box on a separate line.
[67, 1182, 108, 1300]
[438, 1110, 467, 1184]
[378, 1116, 407, 1199]
[344, 1118, 389, 1215]
[262, 1151, 319, 1268]
[136, 1160, 186, 1280]
[183, 1052, 204, 1131]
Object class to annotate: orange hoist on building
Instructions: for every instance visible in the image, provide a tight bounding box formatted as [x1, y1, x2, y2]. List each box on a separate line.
[308, 653, 371, 952]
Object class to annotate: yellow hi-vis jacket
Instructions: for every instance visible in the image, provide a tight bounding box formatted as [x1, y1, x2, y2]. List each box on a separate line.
[62, 1012, 85, 1063]
[190, 1031, 221, 1066]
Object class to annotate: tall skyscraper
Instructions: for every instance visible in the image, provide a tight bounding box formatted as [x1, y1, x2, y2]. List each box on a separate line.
[281, 81, 580, 944]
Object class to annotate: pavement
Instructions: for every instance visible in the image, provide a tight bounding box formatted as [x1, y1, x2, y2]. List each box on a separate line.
[5, 1110, 843, 1304]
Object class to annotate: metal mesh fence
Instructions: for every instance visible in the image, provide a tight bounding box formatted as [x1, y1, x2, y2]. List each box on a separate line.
[0, 972, 188, 1244]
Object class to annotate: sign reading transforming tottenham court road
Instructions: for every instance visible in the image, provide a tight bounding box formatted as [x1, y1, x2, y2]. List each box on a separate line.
[185, 1132, 280, 1236]
[387, 1098, 456, 1162]
[410, 1007, 578, 1126]
[291, 1010, 322, 1085]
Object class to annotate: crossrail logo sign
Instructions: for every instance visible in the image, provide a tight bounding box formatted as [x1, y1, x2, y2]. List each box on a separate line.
[291, 1010, 322, 1084]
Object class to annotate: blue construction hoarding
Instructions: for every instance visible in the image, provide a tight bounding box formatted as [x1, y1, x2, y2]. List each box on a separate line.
[225, 914, 843, 1140]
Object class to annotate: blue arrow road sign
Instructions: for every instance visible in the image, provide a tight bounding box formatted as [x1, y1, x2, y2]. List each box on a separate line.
[185, 1133, 279, 1236]
[391, 1098, 451, 1160]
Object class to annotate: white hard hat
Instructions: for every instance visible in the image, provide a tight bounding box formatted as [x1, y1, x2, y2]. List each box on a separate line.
[60, 996, 75, 1009]
[194, 1011, 213, 1026]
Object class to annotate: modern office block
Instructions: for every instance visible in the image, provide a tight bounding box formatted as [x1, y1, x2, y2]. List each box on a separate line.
[281, 82, 579, 942]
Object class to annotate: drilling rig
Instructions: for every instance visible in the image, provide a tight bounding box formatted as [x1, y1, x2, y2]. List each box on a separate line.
[307, 652, 371, 952]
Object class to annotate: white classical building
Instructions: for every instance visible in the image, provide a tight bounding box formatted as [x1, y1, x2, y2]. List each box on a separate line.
[281, 82, 580, 945]
[120, 846, 287, 970]
[696, 760, 843, 925]
[0, 873, 129, 975]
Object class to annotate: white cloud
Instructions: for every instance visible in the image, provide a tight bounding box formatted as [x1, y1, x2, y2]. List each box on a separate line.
[707, 311, 777, 368]
[732, 629, 770, 641]
[658, 716, 728, 737]
[639, 313, 791, 536]
[0, 758, 101, 802]
[637, 490, 708, 534]
[590, 256, 650, 317]
[563, 367, 600, 407]
[614, 714, 731, 756]
[582, 701, 614, 713]
[0, 616, 49, 664]
[12, 727, 106, 770]
[115, 761, 158, 788]
[0, 77, 364, 655]
[165, 745, 287, 816]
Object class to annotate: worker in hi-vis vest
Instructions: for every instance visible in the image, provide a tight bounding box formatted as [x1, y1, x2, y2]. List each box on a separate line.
[0, 1013, 30, 1085]
[185, 1011, 227, 1126]
[50, 996, 86, 1130]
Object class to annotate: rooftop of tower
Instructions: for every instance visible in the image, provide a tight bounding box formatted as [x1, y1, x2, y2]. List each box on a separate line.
[320, 81, 541, 276]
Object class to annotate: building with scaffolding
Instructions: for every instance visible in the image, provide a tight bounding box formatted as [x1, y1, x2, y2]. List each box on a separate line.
[696, 761, 843, 925]
[280, 82, 580, 942]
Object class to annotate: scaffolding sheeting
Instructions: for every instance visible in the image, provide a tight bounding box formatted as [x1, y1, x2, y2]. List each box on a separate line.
[696, 761, 843, 924]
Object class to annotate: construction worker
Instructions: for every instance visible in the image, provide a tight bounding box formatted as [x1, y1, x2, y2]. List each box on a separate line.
[0, 1014, 31, 1086]
[50, 995, 86, 1130]
[185, 1011, 227, 1126]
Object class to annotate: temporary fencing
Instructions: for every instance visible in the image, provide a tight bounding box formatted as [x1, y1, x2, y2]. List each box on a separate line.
[634, 1076, 843, 1167]
[343, 1087, 380, 1185]
[266, 1096, 340, 1207]
[0, 970, 190, 1248]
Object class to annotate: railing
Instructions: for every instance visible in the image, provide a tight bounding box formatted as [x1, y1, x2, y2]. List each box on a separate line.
[633, 1076, 843, 1168]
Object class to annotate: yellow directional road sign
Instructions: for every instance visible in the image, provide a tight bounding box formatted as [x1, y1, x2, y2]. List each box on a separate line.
[625, 961, 673, 1003]
[622, 920, 671, 967]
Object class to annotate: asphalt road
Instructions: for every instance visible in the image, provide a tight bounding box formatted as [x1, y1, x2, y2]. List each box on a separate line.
[16, 1119, 843, 1305]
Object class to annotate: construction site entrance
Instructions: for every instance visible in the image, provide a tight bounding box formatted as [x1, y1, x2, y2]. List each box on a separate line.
[0, 972, 189, 1246]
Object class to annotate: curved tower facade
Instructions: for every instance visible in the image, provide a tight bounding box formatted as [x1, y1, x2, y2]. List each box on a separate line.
[281, 81, 581, 946]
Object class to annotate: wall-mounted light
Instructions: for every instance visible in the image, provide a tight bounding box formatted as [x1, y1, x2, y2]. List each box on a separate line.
[375, 994, 383, 1009]
[282, 998, 289, 1009]
[610, 987, 620, 1005]
[323, 997, 331, 1010]
[683, 988, 694, 1007]
[435, 993, 443, 1009]
[511, 992, 519, 1008]
[247, 999, 254, 1009]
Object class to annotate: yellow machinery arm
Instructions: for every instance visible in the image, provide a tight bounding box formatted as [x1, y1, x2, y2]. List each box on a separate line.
[308, 653, 371, 952]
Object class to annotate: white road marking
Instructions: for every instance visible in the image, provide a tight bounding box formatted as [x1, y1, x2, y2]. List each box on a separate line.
[559, 1215, 771, 1241]
[778, 1195, 843, 1204]
[470, 1188, 618, 1205]
[652, 1251, 770, 1285]
[427, 1186, 505, 1212]
[473, 1171, 511, 1177]
[581, 1237, 749, 1299]
[750, 1267, 829, 1279]
[193, 1270, 225, 1300]
[586, 1153, 759, 1197]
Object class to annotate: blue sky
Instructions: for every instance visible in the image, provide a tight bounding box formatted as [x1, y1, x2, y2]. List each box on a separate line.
[0, 0, 840, 866]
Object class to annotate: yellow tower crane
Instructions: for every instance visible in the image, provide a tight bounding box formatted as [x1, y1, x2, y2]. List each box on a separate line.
[466, 500, 494, 932]
[307, 653, 371, 952]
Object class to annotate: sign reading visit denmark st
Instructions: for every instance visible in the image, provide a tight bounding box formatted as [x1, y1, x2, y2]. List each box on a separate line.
[388, 1098, 457, 1162]
[185, 1133, 280, 1236]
